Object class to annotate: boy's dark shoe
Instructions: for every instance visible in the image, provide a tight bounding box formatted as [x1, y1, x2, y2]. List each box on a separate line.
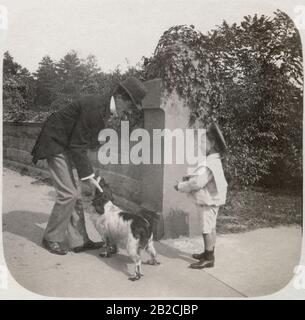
[189, 250, 215, 269]
[42, 238, 68, 255]
[72, 240, 105, 253]
[192, 252, 205, 260]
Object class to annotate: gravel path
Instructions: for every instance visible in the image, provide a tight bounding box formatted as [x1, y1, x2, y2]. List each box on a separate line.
[1, 168, 302, 298]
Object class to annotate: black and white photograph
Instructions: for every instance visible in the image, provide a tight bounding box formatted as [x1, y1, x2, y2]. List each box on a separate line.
[0, 0, 304, 300]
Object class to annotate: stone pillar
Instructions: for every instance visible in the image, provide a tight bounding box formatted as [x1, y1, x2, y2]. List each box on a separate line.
[141, 79, 201, 239]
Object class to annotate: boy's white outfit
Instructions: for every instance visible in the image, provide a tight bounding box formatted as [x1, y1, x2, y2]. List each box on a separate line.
[177, 153, 227, 233]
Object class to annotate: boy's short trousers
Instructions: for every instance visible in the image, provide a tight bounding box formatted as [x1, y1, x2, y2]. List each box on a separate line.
[196, 205, 219, 234]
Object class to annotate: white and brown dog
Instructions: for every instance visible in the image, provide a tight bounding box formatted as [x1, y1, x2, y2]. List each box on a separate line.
[91, 177, 160, 281]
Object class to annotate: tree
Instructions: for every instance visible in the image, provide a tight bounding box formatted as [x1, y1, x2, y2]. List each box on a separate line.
[79, 54, 101, 94]
[49, 50, 83, 110]
[51, 51, 107, 111]
[142, 10, 303, 188]
[34, 55, 58, 110]
[3, 51, 36, 120]
[207, 11, 303, 188]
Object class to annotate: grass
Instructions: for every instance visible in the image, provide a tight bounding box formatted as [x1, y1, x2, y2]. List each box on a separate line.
[217, 188, 302, 234]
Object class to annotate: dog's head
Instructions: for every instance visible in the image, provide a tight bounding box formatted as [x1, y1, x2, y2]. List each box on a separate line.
[92, 177, 114, 215]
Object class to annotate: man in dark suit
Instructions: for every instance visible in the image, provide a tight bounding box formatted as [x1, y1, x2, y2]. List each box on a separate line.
[32, 77, 148, 255]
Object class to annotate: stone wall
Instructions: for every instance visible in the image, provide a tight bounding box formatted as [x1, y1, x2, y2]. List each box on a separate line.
[3, 78, 203, 239]
[141, 79, 201, 238]
[3, 122, 142, 212]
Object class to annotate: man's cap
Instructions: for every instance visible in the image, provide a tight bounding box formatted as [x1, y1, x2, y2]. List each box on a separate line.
[207, 122, 227, 153]
[118, 77, 148, 110]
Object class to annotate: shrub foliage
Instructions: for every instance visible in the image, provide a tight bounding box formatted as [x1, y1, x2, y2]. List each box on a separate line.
[3, 50, 144, 128]
[142, 10, 303, 188]
[3, 10, 302, 188]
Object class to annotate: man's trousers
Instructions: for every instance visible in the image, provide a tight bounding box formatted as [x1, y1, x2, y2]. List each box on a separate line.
[43, 153, 90, 248]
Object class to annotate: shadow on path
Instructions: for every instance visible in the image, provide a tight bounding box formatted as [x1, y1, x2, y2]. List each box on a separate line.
[3, 210, 48, 246]
[3, 210, 194, 279]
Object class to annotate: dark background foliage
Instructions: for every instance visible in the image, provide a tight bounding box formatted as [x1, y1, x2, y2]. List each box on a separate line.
[3, 50, 144, 128]
[142, 10, 303, 190]
[3, 10, 302, 190]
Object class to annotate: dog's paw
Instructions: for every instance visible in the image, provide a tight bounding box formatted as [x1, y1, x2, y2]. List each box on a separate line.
[99, 252, 112, 258]
[129, 274, 141, 281]
[143, 259, 160, 266]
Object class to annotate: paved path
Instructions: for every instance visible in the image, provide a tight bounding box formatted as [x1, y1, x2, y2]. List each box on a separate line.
[1, 168, 302, 298]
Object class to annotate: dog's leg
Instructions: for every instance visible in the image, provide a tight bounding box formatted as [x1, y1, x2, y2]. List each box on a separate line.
[129, 254, 142, 281]
[99, 237, 112, 258]
[137, 249, 144, 276]
[127, 238, 142, 281]
[144, 236, 160, 265]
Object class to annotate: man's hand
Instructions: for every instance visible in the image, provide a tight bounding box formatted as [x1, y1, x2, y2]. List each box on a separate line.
[88, 176, 104, 193]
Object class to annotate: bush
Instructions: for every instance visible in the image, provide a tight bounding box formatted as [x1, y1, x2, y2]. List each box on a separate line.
[142, 11, 303, 189]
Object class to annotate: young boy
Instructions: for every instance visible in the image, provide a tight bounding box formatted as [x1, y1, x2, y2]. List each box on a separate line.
[174, 123, 227, 269]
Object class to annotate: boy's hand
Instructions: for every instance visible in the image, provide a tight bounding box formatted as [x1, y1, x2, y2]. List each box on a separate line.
[174, 180, 180, 191]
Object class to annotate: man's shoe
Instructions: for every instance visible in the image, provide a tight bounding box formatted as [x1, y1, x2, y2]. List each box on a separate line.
[42, 238, 68, 255]
[192, 252, 205, 260]
[189, 250, 215, 269]
[72, 240, 105, 253]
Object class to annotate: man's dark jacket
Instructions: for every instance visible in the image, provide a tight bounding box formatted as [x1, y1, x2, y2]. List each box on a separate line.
[31, 95, 111, 179]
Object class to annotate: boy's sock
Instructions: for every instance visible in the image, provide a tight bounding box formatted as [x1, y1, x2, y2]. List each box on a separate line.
[192, 233, 205, 259]
[204, 231, 216, 250]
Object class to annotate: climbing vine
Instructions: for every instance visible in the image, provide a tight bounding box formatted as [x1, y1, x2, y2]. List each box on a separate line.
[143, 24, 222, 127]
[142, 11, 303, 188]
